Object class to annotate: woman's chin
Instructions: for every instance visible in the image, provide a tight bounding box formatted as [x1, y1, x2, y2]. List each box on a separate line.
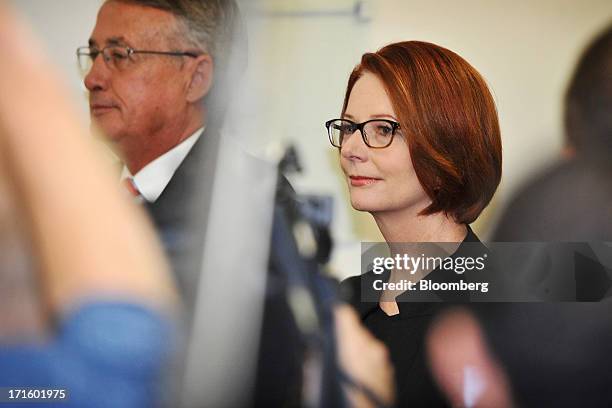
[350, 198, 381, 213]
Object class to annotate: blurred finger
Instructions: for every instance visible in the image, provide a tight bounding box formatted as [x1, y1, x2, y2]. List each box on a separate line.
[427, 308, 514, 408]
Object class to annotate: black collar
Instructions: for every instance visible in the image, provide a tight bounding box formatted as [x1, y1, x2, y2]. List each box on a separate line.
[356, 225, 488, 320]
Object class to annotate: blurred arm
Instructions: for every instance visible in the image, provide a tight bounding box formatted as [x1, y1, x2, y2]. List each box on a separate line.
[0, 4, 177, 318]
[335, 305, 395, 408]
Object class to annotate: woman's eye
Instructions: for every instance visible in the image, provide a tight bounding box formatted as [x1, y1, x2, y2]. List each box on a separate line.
[336, 124, 354, 134]
[377, 125, 392, 135]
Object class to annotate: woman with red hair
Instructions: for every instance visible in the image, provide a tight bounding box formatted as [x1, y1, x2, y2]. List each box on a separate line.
[332, 41, 502, 406]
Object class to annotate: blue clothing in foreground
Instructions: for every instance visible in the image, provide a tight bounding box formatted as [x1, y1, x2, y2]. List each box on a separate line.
[0, 302, 174, 408]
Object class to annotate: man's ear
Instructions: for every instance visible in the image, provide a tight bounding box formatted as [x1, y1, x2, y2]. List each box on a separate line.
[186, 54, 213, 103]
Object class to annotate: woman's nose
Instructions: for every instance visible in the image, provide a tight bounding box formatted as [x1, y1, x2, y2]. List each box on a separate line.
[340, 130, 368, 162]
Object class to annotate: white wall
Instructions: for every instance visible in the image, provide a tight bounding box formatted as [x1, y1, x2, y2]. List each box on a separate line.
[237, 2, 375, 281]
[14, 0, 103, 119]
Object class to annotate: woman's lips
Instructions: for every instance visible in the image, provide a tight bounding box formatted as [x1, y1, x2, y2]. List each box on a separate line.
[349, 176, 382, 187]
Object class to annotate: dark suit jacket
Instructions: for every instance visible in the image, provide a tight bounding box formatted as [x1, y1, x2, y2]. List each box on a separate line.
[145, 128, 219, 310]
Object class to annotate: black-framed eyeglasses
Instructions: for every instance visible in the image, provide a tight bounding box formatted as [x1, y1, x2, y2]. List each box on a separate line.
[76, 46, 200, 74]
[325, 118, 401, 149]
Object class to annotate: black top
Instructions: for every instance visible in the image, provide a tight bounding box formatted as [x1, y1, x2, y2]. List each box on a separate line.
[340, 226, 489, 407]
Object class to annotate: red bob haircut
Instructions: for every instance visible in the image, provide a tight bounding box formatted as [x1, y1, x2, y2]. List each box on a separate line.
[341, 41, 502, 224]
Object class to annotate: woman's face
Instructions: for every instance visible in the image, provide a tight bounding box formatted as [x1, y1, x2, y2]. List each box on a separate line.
[340, 72, 430, 215]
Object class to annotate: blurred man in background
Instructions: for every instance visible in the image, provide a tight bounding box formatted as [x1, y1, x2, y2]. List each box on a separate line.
[493, 23, 612, 242]
[79, 0, 243, 305]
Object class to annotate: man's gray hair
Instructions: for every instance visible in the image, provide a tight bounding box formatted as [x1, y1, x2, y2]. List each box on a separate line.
[110, 0, 242, 66]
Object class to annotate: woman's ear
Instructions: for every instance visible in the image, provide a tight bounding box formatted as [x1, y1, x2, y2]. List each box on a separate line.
[186, 53, 214, 103]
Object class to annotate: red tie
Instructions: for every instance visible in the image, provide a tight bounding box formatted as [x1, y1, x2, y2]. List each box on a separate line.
[122, 177, 141, 198]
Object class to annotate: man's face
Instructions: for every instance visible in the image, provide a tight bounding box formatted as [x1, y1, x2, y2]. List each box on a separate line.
[84, 1, 193, 155]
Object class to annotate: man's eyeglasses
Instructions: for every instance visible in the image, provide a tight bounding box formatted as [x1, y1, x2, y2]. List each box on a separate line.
[76, 46, 200, 74]
[325, 118, 401, 149]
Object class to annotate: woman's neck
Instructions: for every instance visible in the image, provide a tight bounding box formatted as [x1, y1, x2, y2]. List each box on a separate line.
[373, 207, 467, 243]
[374, 208, 467, 316]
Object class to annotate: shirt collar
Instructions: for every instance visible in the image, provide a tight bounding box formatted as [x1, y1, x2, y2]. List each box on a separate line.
[120, 127, 204, 203]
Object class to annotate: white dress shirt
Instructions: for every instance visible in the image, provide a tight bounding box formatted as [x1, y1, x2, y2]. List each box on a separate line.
[120, 127, 204, 203]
